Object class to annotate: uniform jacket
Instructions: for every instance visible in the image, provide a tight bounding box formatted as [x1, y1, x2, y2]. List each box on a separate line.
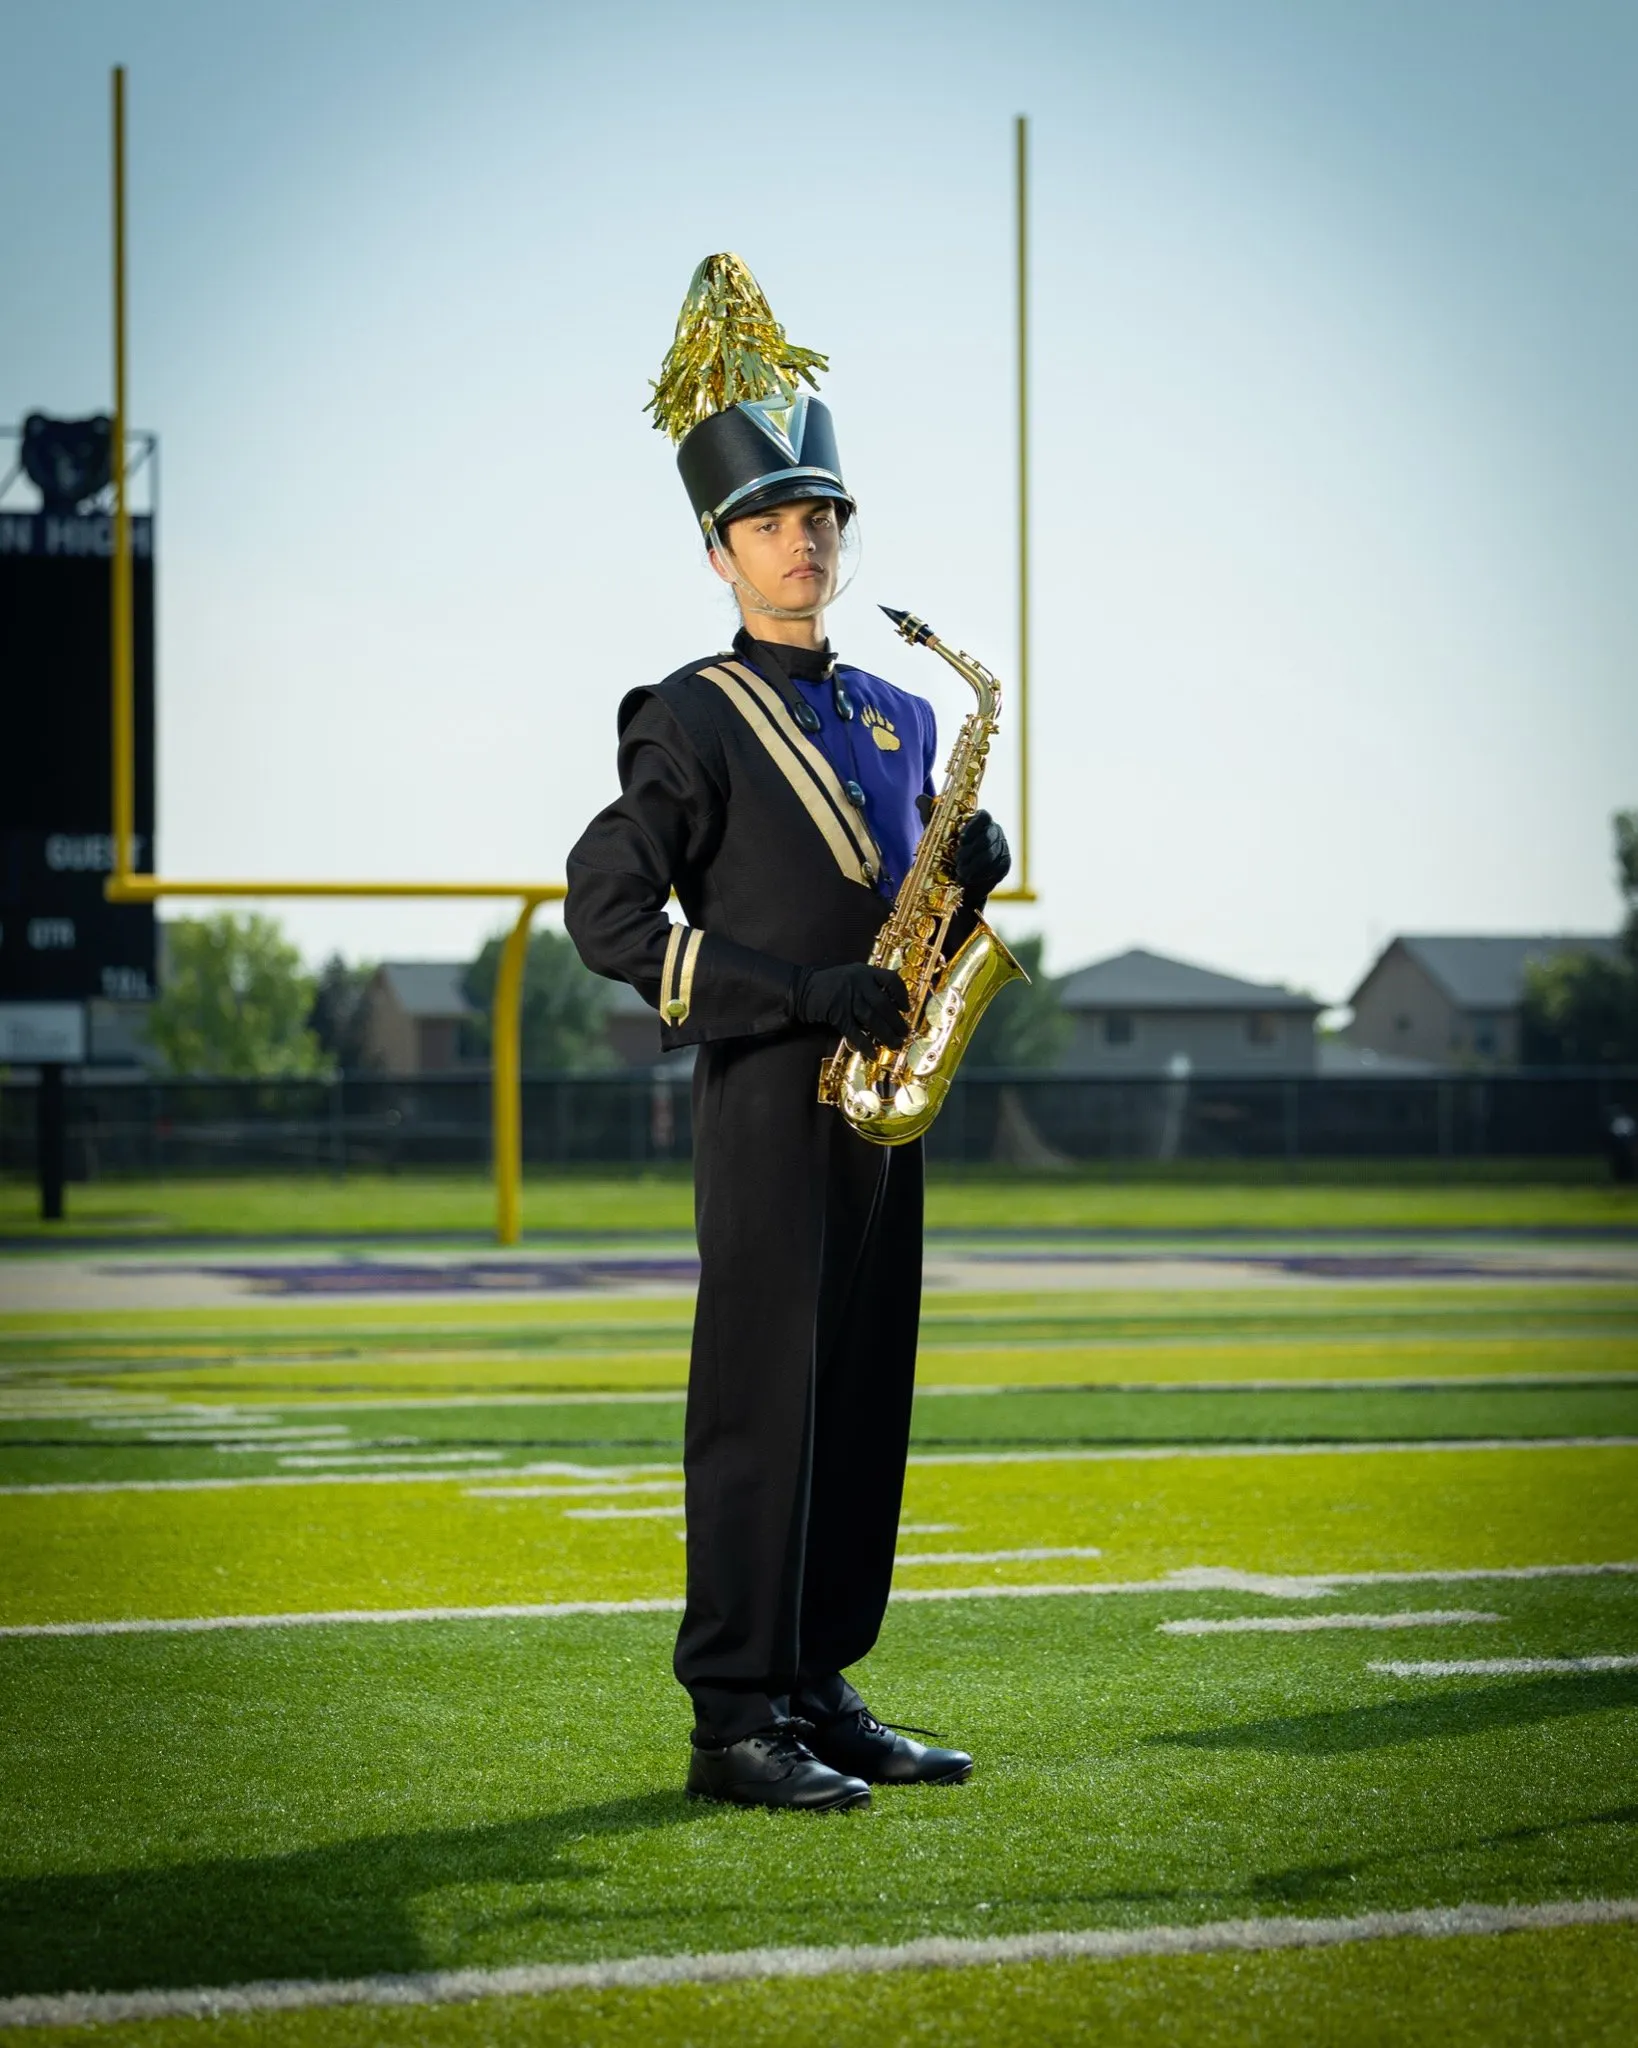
[565, 642, 937, 1052]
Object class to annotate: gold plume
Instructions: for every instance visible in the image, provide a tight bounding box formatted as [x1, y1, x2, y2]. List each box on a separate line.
[646, 253, 829, 442]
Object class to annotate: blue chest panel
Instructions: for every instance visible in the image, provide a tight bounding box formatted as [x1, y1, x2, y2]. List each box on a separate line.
[789, 666, 938, 900]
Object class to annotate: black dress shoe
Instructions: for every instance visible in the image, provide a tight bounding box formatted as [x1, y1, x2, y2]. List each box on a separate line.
[804, 1710, 973, 1786]
[686, 1722, 871, 1812]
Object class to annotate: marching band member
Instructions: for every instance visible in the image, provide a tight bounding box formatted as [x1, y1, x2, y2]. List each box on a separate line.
[566, 256, 1009, 1810]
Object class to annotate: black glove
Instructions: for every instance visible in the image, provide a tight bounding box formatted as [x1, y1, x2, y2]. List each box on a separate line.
[954, 809, 1011, 910]
[793, 962, 910, 1053]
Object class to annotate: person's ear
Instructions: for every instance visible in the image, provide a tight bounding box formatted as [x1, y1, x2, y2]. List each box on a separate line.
[708, 545, 733, 585]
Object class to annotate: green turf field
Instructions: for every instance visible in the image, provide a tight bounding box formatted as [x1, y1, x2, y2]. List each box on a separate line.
[4, 1161, 1637, 1236]
[1, 1242, 1635, 2042]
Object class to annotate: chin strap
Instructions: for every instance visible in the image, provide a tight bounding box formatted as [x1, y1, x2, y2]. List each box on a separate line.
[710, 542, 831, 623]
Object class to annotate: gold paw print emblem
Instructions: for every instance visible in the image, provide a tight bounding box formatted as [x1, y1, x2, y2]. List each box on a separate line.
[862, 705, 900, 752]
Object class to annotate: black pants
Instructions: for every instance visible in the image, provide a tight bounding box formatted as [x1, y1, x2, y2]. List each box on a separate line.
[675, 1030, 924, 1744]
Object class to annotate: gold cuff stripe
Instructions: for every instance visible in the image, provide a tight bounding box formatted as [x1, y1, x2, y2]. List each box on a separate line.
[660, 923, 688, 1024]
[698, 663, 881, 888]
[678, 928, 704, 1021]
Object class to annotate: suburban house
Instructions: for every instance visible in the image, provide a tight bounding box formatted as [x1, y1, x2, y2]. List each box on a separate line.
[360, 962, 482, 1073]
[1056, 948, 1321, 1073]
[1346, 935, 1620, 1068]
[605, 979, 663, 1066]
[356, 962, 683, 1073]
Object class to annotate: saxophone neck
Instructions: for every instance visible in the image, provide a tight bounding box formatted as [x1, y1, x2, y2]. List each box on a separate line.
[880, 606, 1001, 724]
[931, 635, 1002, 726]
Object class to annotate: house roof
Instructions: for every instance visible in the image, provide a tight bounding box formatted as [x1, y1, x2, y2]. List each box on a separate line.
[1057, 948, 1319, 1013]
[1353, 935, 1620, 1010]
[376, 961, 478, 1020]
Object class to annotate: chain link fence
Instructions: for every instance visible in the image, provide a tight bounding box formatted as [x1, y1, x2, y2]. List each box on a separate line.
[3, 1067, 1634, 1177]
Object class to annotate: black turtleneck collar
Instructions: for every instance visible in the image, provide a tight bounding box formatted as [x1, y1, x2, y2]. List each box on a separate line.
[733, 627, 835, 684]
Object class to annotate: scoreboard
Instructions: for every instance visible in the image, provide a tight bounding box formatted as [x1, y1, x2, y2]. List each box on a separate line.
[0, 508, 157, 1004]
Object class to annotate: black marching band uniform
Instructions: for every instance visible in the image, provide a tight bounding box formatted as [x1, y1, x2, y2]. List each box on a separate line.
[565, 257, 1008, 1810]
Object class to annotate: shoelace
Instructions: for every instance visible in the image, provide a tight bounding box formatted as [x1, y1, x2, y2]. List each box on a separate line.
[753, 1717, 819, 1761]
[748, 1713, 948, 1754]
[856, 1712, 944, 1741]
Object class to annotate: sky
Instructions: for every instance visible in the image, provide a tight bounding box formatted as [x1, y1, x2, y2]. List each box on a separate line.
[2, 0, 1634, 1006]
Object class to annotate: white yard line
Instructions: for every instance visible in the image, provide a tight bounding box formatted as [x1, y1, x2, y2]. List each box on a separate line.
[0, 1409, 176, 1425]
[212, 1440, 355, 1453]
[7, 1562, 1633, 1641]
[0, 1597, 689, 1638]
[169, 1431, 352, 1446]
[908, 1436, 1638, 1467]
[468, 1480, 685, 1500]
[896, 1547, 1103, 1566]
[0, 1461, 683, 1496]
[275, 1450, 507, 1468]
[6, 1434, 1634, 1498]
[1160, 1611, 1501, 1635]
[1136, 1562, 1638, 1601]
[917, 1330, 1638, 1355]
[1369, 1656, 1638, 1677]
[44, 1370, 1623, 1421]
[1, 1897, 1634, 2029]
[1246, 1561, 1638, 1596]
[90, 1415, 283, 1430]
[0, 1396, 173, 1414]
[913, 1372, 1638, 1395]
[564, 1504, 687, 1520]
[1160, 1567, 1347, 1600]
[200, 1390, 693, 1413]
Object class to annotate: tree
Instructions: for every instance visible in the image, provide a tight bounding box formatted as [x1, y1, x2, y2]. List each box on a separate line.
[144, 914, 326, 1077]
[1619, 810, 1638, 969]
[1522, 952, 1637, 1066]
[463, 926, 615, 1072]
[308, 955, 377, 1072]
[962, 934, 1070, 1070]
[1521, 810, 1638, 1066]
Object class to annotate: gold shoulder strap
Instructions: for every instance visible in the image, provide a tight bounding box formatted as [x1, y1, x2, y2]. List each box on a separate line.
[698, 659, 881, 888]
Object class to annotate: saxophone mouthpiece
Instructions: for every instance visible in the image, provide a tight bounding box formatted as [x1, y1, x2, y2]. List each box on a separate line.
[880, 606, 935, 647]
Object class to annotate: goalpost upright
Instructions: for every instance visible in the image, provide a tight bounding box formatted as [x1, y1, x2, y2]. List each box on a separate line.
[990, 111, 1037, 906]
[102, 65, 562, 1245]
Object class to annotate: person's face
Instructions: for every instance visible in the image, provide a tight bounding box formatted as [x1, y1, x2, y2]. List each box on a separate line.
[712, 498, 842, 613]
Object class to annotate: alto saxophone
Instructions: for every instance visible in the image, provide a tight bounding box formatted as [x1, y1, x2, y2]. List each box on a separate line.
[818, 607, 1028, 1144]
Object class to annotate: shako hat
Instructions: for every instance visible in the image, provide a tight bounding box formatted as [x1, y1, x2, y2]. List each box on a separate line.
[647, 253, 854, 541]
